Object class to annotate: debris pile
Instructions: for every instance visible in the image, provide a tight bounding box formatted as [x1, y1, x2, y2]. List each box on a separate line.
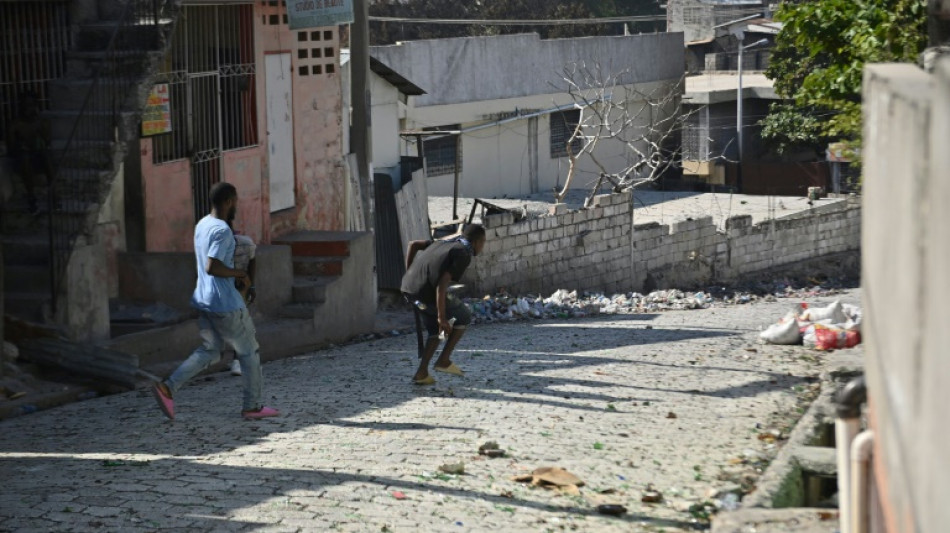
[759, 300, 862, 350]
[462, 282, 849, 324]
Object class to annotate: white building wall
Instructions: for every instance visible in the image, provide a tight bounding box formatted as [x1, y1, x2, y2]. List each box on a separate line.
[408, 79, 676, 199]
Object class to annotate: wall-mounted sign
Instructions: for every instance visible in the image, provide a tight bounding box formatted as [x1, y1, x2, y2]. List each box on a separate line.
[142, 84, 172, 136]
[287, 0, 353, 30]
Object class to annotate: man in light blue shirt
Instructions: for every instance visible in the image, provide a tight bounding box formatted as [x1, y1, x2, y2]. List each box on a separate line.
[151, 182, 280, 420]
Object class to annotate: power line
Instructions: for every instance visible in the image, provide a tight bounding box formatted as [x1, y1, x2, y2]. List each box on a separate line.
[368, 15, 667, 26]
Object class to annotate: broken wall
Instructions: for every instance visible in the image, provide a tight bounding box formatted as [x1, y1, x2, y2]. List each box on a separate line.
[464, 191, 860, 296]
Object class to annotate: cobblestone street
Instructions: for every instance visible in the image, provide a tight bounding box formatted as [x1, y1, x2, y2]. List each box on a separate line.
[0, 290, 860, 532]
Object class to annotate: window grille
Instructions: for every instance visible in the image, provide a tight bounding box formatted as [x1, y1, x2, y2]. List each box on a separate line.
[423, 126, 460, 177]
[550, 109, 582, 158]
[152, 4, 258, 166]
[0, 2, 69, 134]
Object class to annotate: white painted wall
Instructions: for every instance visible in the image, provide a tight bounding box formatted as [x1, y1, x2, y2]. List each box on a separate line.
[374, 33, 686, 199]
[405, 80, 677, 198]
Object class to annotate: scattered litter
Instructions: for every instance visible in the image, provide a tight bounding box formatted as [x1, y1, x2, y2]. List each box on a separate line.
[478, 441, 507, 458]
[459, 279, 852, 327]
[512, 466, 584, 495]
[101, 460, 150, 467]
[666, 411, 678, 419]
[641, 484, 664, 503]
[596, 504, 628, 516]
[391, 491, 407, 500]
[439, 462, 465, 475]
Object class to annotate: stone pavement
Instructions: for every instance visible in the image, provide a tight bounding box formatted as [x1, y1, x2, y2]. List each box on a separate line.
[0, 290, 860, 532]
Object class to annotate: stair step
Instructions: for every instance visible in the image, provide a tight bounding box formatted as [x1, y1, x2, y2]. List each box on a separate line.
[274, 231, 366, 258]
[292, 257, 344, 277]
[48, 138, 117, 169]
[1, 235, 53, 264]
[278, 303, 318, 320]
[5, 264, 51, 293]
[48, 78, 141, 115]
[4, 292, 52, 322]
[45, 109, 139, 141]
[65, 49, 160, 78]
[291, 276, 337, 304]
[75, 21, 169, 52]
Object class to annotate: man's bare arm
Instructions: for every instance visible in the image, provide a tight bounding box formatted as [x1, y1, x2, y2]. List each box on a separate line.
[405, 240, 431, 269]
[206, 257, 249, 282]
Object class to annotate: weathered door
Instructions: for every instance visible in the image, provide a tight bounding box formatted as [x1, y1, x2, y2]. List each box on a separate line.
[265, 53, 295, 212]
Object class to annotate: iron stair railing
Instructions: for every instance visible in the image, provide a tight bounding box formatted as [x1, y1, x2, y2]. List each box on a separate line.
[47, 0, 174, 313]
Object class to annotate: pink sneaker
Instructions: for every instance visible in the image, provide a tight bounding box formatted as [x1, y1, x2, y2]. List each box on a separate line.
[151, 383, 174, 420]
[242, 406, 280, 420]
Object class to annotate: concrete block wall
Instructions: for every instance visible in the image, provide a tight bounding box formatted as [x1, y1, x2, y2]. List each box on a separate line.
[860, 61, 950, 533]
[465, 191, 861, 296]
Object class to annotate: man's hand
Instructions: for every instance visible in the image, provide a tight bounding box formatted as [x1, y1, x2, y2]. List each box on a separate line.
[438, 317, 453, 337]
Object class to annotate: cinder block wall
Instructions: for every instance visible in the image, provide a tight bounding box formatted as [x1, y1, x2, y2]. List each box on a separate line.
[464, 191, 861, 296]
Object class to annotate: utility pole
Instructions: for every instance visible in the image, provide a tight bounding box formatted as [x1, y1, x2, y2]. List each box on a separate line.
[351, 0, 373, 230]
[736, 38, 768, 193]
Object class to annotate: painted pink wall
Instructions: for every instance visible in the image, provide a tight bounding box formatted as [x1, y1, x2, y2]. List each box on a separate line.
[139, 139, 194, 252]
[138, 3, 345, 252]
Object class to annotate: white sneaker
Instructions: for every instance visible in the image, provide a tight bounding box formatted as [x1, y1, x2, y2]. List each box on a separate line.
[230, 360, 242, 376]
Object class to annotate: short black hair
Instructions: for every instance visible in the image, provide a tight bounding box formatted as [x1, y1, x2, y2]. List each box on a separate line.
[210, 182, 237, 210]
[462, 223, 486, 242]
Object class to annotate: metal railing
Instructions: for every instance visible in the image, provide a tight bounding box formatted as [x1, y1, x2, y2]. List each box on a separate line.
[48, 0, 174, 313]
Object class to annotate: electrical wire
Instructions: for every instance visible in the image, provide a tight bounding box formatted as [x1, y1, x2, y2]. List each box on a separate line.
[368, 15, 667, 26]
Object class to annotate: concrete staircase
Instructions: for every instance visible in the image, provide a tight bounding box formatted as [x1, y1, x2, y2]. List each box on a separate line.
[105, 231, 377, 370]
[2, 0, 175, 327]
[273, 231, 377, 337]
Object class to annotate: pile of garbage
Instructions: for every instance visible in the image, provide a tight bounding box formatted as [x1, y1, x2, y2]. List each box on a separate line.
[464, 289, 713, 323]
[759, 300, 862, 350]
[462, 283, 850, 325]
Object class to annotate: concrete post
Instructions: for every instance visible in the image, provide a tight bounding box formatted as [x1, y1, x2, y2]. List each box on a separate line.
[351, 0, 373, 231]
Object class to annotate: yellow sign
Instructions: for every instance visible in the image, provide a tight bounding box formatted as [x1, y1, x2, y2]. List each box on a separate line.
[142, 84, 172, 136]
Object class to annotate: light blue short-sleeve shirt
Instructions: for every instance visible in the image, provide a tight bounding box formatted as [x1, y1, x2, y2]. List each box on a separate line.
[191, 215, 246, 313]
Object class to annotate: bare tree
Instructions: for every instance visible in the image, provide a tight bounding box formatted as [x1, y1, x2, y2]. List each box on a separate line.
[553, 63, 702, 206]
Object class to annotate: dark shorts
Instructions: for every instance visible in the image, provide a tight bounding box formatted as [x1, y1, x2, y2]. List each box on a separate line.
[412, 295, 472, 336]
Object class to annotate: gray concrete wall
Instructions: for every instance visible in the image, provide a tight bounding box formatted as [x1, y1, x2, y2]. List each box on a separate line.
[371, 33, 685, 107]
[117, 245, 293, 318]
[862, 61, 950, 533]
[464, 191, 860, 296]
[313, 232, 376, 341]
[60, 243, 110, 342]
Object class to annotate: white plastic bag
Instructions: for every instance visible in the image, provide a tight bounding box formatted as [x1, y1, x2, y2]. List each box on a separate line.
[800, 300, 847, 324]
[760, 312, 803, 345]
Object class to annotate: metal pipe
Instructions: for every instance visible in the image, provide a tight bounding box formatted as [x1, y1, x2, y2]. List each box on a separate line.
[836, 376, 867, 533]
[851, 431, 874, 533]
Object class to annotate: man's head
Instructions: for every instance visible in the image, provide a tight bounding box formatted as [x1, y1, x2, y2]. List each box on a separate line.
[210, 182, 238, 223]
[461, 223, 486, 256]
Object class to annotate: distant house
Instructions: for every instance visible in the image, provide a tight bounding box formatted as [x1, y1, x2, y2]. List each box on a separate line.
[686, 17, 781, 74]
[667, 0, 769, 44]
[371, 33, 686, 199]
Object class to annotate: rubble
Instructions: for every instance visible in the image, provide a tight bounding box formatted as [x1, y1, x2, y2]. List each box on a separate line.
[462, 280, 852, 325]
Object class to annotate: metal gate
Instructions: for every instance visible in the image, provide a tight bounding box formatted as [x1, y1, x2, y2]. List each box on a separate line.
[0, 1, 70, 130]
[152, 4, 257, 221]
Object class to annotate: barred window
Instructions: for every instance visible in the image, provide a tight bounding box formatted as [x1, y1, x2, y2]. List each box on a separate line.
[152, 5, 258, 164]
[423, 126, 460, 177]
[550, 110, 582, 158]
[0, 2, 69, 131]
